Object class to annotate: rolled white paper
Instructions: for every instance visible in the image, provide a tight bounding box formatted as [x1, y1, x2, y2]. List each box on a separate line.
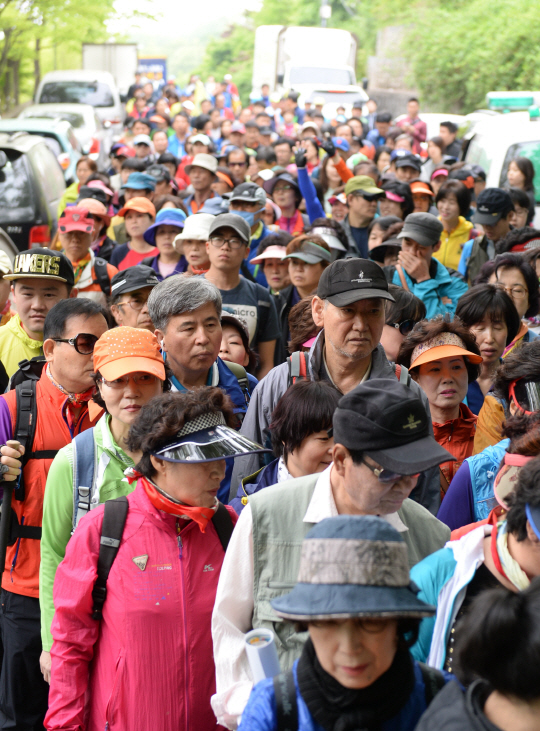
[245, 628, 281, 684]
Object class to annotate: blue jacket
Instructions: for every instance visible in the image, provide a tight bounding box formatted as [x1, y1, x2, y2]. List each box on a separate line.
[391, 259, 469, 319]
[238, 660, 453, 731]
[297, 167, 326, 224]
[245, 221, 271, 286]
[230, 457, 279, 514]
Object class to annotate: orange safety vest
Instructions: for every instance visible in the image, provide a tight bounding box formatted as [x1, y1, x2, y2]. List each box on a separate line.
[1, 372, 97, 598]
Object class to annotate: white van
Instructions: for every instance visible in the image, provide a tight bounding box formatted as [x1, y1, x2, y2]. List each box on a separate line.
[35, 70, 124, 133]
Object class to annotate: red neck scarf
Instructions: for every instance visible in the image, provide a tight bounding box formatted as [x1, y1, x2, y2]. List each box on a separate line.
[129, 471, 216, 532]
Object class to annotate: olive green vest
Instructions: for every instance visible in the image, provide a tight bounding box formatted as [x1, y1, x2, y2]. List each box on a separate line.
[249, 473, 450, 670]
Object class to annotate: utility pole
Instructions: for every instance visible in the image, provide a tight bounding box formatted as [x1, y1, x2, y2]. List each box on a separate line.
[320, 0, 331, 27]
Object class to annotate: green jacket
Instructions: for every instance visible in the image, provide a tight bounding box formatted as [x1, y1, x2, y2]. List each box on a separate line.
[249, 472, 451, 670]
[39, 414, 135, 651]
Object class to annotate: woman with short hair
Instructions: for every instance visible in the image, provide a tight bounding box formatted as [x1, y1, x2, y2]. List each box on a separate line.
[506, 155, 536, 221]
[434, 180, 475, 270]
[493, 252, 540, 353]
[379, 284, 426, 363]
[45, 387, 267, 731]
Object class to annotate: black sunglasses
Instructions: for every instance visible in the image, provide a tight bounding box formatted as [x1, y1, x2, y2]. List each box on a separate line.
[388, 319, 416, 336]
[52, 333, 99, 355]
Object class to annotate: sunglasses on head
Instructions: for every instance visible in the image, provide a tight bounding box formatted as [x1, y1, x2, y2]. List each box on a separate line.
[52, 333, 99, 355]
[387, 319, 416, 336]
[509, 378, 540, 415]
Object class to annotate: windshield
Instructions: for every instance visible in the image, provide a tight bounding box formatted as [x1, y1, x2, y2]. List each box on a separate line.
[306, 91, 366, 106]
[39, 81, 114, 108]
[0, 153, 34, 221]
[289, 67, 354, 86]
[25, 111, 85, 129]
[501, 141, 540, 203]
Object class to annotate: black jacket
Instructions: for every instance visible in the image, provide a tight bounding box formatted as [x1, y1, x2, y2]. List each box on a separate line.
[274, 284, 296, 367]
[415, 679, 501, 731]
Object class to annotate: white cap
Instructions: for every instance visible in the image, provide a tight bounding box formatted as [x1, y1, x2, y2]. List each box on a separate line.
[250, 245, 287, 264]
[0, 250, 12, 276]
[174, 213, 214, 243]
[185, 153, 218, 176]
[190, 133, 211, 146]
[133, 134, 152, 146]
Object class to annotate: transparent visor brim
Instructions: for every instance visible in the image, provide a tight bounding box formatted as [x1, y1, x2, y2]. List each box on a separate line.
[152, 425, 271, 463]
[515, 380, 540, 412]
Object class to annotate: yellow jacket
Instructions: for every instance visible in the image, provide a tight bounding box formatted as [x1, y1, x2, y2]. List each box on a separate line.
[433, 216, 474, 271]
[0, 314, 43, 377]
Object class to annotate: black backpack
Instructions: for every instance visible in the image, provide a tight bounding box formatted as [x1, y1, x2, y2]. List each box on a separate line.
[91, 497, 235, 620]
[273, 663, 446, 731]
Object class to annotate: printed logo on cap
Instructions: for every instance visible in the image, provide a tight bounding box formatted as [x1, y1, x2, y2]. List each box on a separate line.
[351, 269, 372, 284]
[403, 413, 423, 431]
[13, 253, 61, 277]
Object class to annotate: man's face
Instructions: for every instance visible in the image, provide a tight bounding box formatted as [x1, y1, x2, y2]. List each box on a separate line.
[59, 230, 93, 263]
[215, 94, 225, 110]
[438, 125, 455, 146]
[348, 118, 363, 138]
[191, 141, 210, 156]
[229, 132, 245, 149]
[333, 447, 418, 515]
[143, 83, 153, 99]
[239, 108, 253, 124]
[401, 237, 435, 264]
[135, 143, 150, 159]
[347, 192, 379, 223]
[274, 143, 292, 167]
[12, 278, 72, 338]
[206, 226, 248, 273]
[245, 127, 260, 147]
[261, 85, 269, 97]
[230, 199, 263, 226]
[156, 302, 221, 379]
[366, 100, 377, 114]
[312, 297, 385, 362]
[173, 115, 189, 136]
[407, 101, 419, 119]
[46, 312, 109, 391]
[111, 286, 154, 330]
[395, 165, 418, 183]
[482, 216, 511, 243]
[132, 121, 150, 136]
[227, 150, 248, 184]
[375, 121, 390, 137]
[189, 165, 214, 191]
[336, 125, 353, 144]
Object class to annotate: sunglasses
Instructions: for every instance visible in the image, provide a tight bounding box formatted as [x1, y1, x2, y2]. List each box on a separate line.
[387, 319, 416, 336]
[52, 333, 99, 355]
[509, 378, 540, 415]
[361, 458, 419, 484]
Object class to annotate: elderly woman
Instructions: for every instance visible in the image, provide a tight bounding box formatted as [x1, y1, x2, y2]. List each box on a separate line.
[239, 515, 450, 731]
[39, 327, 169, 682]
[231, 380, 339, 513]
[411, 455, 540, 673]
[173, 212, 213, 276]
[45, 387, 268, 731]
[398, 317, 482, 498]
[492, 253, 540, 353]
[379, 284, 426, 364]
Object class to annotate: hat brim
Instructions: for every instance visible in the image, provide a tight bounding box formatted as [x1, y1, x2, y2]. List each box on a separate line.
[250, 252, 286, 264]
[271, 583, 436, 621]
[184, 164, 217, 177]
[410, 344, 483, 370]
[120, 184, 152, 191]
[364, 433, 454, 474]
[472, 211, 503, 225]
[58, 223, 93, 235]
[368, 242, 401, 263]
[98, 356, 166, 382]
[118, 205, 154, 218]
[209, 224, 249, 244]
[325, 289, 395, 307]
[283, 252, 326, 265]
[153, 424, 271, 463]
[397, 230, 438, 248]
[143, 219, 185, 245]
[5, 272, 70, 283]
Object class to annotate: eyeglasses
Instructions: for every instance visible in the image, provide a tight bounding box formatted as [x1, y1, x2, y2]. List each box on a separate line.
[52, 333, 99, 355]
[209, 236, 245, 249]
[361, 458, 419, 484]
[496, 283, 528, 299]
[117, 298, 148, 312]
[100, 374, 159, 389]
[273, 184, 294, 192]
[387, 319, 416, 336]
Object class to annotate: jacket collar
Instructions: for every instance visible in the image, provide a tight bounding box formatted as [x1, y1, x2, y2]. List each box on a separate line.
[307, 331, 393, 383]
[7, 314, 43, 349]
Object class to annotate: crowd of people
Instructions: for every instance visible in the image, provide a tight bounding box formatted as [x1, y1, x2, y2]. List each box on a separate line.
[0, 72, 538, 731]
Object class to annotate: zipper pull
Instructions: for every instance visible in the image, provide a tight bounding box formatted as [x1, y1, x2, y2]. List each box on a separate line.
[177, 533, 183, 559]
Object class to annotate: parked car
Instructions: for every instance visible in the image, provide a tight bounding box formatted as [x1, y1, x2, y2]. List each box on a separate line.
[35, 70, 124, 134]
[0, 118, 81, 184]
[463, 112, 540, 226]
[18, 102, 112, 170]
[0, 132, 66, 250]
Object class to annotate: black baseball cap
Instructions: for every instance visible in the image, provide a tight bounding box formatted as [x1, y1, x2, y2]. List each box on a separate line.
[395, 154, 421, 172]
[6, 248, 74, 286]
[230, 182, 266, 206]
[472, 188, 514, 225]
[110, 265, 159, 297]
[208, 213, 251, 243]
[333, 379, 454, 474]
[146, 164, 172, 183]
[317, 259, 395, 307]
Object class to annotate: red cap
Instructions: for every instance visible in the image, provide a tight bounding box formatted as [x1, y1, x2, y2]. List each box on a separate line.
[58, 207, 94, 234]
[115, 145, 136, 158]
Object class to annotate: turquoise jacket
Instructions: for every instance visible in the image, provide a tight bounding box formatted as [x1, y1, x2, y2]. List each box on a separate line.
[392, 259, 469, 319]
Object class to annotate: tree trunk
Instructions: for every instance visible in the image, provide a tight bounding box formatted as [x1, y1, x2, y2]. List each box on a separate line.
[33, 37, 40, 99]
[12, 58, 18, 106]
[4, 65, 10, 113]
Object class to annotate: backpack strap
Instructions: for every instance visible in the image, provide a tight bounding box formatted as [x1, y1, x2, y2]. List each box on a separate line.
[393, 362, 411, 388]
[273, 670, 298, 731]
[72, 428, 98, 532]
[92, 496, 129, 620]
[287, 351, 309, 387]
[211, 503, 234, 552]
[419, 662, 446, 705]
[14, 380, 38, 502]
[93, 257, 111, 296]
[9, 356, 47, 389]
[224, 361, 250, 393]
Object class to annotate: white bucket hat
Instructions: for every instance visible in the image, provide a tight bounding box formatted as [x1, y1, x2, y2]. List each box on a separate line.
[174, 213, 214, 248]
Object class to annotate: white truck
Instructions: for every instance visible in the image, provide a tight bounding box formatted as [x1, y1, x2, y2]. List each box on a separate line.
[251, 25, 367, 115]
[82, 43, 138, 99]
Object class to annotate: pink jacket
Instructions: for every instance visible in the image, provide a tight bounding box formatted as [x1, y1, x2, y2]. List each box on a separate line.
[45, 481, 236, 731]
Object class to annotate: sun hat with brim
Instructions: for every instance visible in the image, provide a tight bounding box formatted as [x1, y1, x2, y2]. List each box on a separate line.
[409, 332, 483, 370]
[317, 258, 395, 307]
[0, 251, 11, 276]
[185, 153, 218, 177]
[283, 242, 333, 265]
[397, 212, 443, 248]
[152, 411, 270, 463]
[494, 453, 533, 509]
[263, 172, 300, 198]
[93, 327, 166, 382]
[143, 209, 186, 246]
[431, 168, 449, 181]
[271, 515, 436, 621]
[368, 238, 401, 264]
[250, 245, 287, 265]
[311, 226, 347, 252]
[118, 197, 156, 219]
[410, 181, 434, 197]
[120, 172, 157, 192]
[174, 213, 214, 242]
[333, 378, 453, 474]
